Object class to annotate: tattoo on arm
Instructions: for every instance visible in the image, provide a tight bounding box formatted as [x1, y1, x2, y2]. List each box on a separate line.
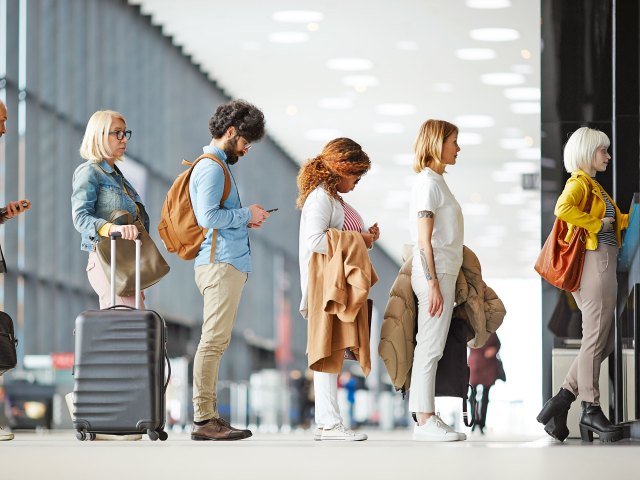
[417, 210, 434, 219]
[419, 248, 433, 281]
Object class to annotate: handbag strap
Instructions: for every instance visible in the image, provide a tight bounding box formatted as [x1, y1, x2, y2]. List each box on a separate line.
[109, 209, 134, 224]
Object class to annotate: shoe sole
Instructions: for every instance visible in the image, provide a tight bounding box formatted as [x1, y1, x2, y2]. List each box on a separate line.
[413, 435, 460, 442]
[319, 437, 368, 441]
[579, 425, 623, 443]
[191, 434, 248, 441]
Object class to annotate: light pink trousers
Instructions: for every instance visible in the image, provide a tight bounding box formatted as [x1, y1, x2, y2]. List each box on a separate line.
[85, 251, 145, 309]
[562, 244, 618, 404]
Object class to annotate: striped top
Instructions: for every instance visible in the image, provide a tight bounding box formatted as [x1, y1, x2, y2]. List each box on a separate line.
[341, 200, 365, 232]
[593, 178, 617, 246]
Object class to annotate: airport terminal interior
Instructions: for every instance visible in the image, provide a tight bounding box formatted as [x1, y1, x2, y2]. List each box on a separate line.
[0, 0, 639, 479]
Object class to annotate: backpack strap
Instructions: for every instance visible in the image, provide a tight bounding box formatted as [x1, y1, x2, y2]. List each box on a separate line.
[183, 154, 232, 263]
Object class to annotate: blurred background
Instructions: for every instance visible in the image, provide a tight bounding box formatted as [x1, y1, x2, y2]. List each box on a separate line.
[0, 0, 638, 439]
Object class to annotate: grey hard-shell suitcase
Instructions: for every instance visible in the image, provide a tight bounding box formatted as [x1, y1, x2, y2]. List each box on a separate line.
[72, 232, 170, 441]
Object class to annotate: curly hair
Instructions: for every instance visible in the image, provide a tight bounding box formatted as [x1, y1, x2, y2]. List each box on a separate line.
[296, 138, 371, 209]
[209, 99, 265, 142]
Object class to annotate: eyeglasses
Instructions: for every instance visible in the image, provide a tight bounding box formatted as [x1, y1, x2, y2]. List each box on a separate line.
[108, 130, 132, 141]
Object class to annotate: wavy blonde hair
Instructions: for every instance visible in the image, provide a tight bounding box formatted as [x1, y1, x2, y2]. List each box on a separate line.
[296, 138, 370, 208]
[413, 119, 458, 175]
[79, 110, 126, 162]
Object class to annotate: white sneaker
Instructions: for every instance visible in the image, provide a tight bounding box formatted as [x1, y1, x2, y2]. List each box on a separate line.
[413, 415, 461, 442]
[320, 423, 367, 441]
[0, 426, 14, 441]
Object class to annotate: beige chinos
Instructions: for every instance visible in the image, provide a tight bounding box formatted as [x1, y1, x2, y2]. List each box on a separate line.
[193, 262, 247, 422]
[562, 244, 618, 404]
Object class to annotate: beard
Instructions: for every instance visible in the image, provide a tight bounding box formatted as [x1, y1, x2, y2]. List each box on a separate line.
[223, 136, 241, 165]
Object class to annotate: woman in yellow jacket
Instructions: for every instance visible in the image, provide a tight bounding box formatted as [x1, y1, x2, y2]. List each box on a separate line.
[537, 127, 629, 443]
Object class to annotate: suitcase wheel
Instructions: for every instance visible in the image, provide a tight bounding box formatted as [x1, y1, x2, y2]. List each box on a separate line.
[147, 429, 159, 441]
[75, 430, 87, 441]
[158, 430, 168, 441]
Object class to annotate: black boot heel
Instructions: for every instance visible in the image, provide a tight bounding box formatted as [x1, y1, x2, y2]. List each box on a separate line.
[545, 412, 570, 442]
[579, 401, 623, 443]
[579, 425, 593, 442]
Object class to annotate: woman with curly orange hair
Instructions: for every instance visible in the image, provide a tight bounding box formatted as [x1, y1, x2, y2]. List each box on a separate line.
[297, 137, 379, 441]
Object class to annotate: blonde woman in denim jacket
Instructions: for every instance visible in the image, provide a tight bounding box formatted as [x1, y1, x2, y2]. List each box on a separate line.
[71, 110, 149, 309]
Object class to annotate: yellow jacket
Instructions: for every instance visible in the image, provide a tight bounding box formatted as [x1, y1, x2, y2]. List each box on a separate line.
[554, 170, 629, 250]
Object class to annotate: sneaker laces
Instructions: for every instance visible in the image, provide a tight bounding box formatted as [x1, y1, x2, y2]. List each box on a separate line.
[432, 414, 455, 433]
[331, 423, 355, 436]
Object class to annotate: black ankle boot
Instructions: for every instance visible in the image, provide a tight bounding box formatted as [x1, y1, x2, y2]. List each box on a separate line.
[536, 388, 576, 441]
[579, 402, 623, 443]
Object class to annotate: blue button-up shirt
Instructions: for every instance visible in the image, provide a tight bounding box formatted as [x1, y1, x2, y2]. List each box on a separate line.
[189, 146, 252, 272]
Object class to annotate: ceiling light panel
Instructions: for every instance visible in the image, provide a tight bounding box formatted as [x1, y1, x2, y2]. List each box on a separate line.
[458, 132, 483, 145]
[326, 58, 373, 71]
[317, 97, 353, 109]
[342, 75, 379, 87]
[470, 28, 520, 42]
[374, 122, 405, 134]
[304, 129, 343, 142]
[455, 48, 496, 60]
[504, 87, 540, 100]
[510, 102, 541, 114]
[272, 11, 324, 22]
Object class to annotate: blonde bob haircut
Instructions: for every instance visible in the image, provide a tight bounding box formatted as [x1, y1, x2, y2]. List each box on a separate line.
[413, 119, 458, 175]
[79, 110, 127, 162]
[563, 126, 610, 173]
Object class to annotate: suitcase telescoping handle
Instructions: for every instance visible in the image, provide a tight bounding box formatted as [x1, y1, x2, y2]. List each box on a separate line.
[109, 231, 142, 309]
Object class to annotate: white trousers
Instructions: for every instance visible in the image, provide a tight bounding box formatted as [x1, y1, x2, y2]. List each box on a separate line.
[408, 269, 458, 413]
[314, 371, 343, 427]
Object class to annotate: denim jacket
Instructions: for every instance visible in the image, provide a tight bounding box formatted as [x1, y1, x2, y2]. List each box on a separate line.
[71, 159, 150, 252]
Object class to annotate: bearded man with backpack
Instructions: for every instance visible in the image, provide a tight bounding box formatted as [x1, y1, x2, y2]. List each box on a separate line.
[161, 99, 268, 441]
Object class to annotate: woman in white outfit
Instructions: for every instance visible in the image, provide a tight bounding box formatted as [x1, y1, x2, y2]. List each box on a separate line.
[297, 137, 380, 441]
[409, 119, 465, 442]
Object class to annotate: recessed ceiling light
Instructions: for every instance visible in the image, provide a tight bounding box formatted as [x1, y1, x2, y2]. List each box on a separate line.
[373, 122, 405, 134]
[376, 104, 416, 116]
[521, 49, 532, 59]
[396, 41, 418, 51]
[511, 102, 540, 114]
[516, 148, 541, 160]
[272, 11, 324, 22]
[304, 128, 342, 142]
[285, 105, 298, 116]
[500, 138, 528, 149]
[455, 48, 496, 60]
[466, 0, 511, 8]
[458, 132, 483, 145]
[455, 115, 495, 128]
[326, 58, 373, 71]
[504, 87, 540, 100]
[268, 32, 309, 44]
[433, 83, 453, 93]
[470, 28, 520, 42]
[342, 75, 379, 87]
[481, 72, 525, 85]
[307, 23, 319, 32]
[317, 97, 353, 110]
[524, 136, 534, 146]
[393, 153, 414, 165]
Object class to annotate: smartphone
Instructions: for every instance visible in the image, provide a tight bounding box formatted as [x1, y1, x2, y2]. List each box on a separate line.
[21, 201, 29, 208]
[266, 208, 278, 213]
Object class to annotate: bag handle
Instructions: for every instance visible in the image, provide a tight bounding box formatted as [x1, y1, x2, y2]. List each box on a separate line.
[109, 232, 142, 309]
[108, 209, 134, 224]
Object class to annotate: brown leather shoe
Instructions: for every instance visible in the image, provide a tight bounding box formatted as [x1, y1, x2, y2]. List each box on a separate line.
[217, 417, 252, 437]
[191, 418, 251, 441]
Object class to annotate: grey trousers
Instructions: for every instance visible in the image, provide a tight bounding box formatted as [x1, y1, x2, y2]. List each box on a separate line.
[562, 244, 618, 404]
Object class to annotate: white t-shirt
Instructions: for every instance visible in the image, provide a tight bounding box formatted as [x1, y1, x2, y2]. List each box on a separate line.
[409, 168, 464, 275]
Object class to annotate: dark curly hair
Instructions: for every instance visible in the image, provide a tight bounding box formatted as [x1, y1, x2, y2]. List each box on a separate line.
[296, 138, 370, 208]
[209, 99, 265, 142]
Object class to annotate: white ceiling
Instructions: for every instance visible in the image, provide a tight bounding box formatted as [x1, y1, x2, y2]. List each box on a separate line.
[131, 0, 541, 278]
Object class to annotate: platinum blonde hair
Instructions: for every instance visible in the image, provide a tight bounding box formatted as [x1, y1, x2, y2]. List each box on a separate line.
[563, 127, 610, 173]
[79, 110, 126, 162]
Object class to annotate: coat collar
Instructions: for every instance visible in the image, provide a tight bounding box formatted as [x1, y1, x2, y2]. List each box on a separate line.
[95, 158, 116, 174]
